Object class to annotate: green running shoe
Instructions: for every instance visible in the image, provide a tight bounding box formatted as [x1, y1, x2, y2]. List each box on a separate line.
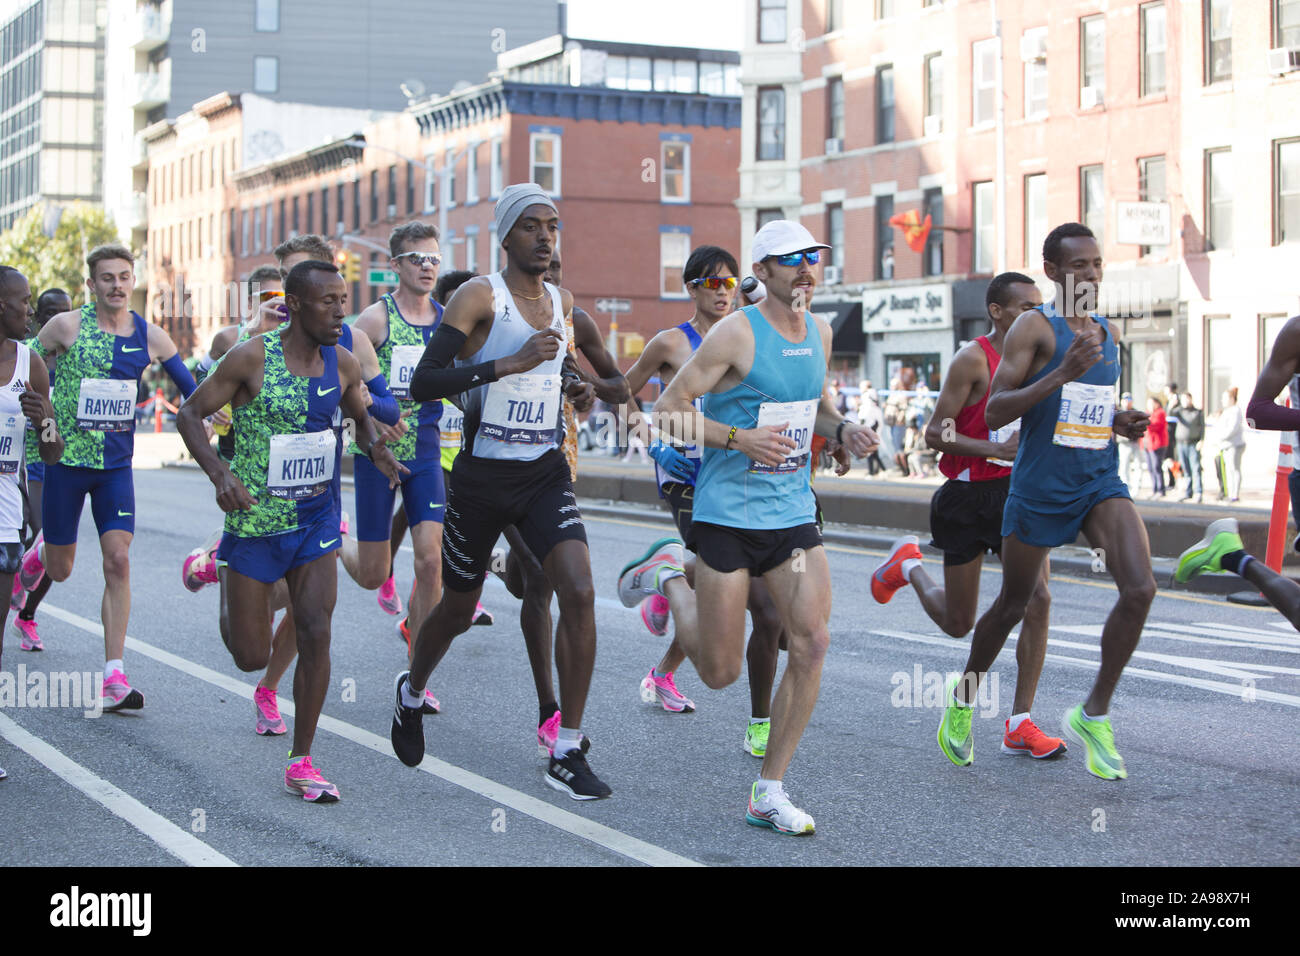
[1175, 518, 1245, 583]
[937, 676, 974, 767]
[1062, 704, 1127, 780]
[744, 719, 770, 758]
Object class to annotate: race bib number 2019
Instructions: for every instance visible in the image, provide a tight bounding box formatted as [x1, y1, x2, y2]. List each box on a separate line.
[77, 379, 135, 433]
[749, 399, 817, 475]
[1053, 382, 1115, 450]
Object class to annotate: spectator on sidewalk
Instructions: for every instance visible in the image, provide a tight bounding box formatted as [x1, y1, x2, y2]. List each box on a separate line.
[1142, 396, 1169, 498]
[858, 388, 885, 476]
[1213, 387, 1246, 502]
[1116, 391, 1141, 493]
[1172, 391, 1205, 503]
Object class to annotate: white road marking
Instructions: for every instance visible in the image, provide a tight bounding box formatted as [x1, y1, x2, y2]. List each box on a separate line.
[39, 603, 702, 868]
[0, 712, 239, 867]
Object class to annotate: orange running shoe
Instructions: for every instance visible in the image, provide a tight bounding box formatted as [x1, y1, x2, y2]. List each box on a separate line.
[870, 535, 923, 604]
[1001, 717, 1067, 759]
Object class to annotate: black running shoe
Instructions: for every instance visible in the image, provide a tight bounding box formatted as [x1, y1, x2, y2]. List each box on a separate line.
[546, 748, 612, 800]
[390, 671, 426, 767]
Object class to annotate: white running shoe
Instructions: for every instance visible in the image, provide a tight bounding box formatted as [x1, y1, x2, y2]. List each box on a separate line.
[617, 537, 685, 608]
[745, 782, 815, 836]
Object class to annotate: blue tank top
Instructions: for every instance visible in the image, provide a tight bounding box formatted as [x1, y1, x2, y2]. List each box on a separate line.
[693, 306, 823, 530]
[1009, 300, 1123, 504]
[655, 320, 704, 490]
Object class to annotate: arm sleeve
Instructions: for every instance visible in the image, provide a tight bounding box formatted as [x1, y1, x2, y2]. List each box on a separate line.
[161, 353, 197, 399]
[364, 373, 400, 426]
[1245, 396, 1300, 432]
[409, 323, 500, 403]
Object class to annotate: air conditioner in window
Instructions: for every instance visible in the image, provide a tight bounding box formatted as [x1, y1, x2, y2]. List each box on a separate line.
[1080, 86, 1104, 109]
[823, 265, 841, 284]
[923, 114, 942, 137]
[825, 138, 842, 156]
[1267, 46, 1300, 74]
[1020, 32, 1047, 63]
[335, 221, 345, 238]
[386, 203, 397, 219]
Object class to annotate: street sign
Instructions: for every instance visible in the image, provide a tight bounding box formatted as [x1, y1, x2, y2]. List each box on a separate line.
[595, 297, 632, 314]
[367, 269, 399, 286]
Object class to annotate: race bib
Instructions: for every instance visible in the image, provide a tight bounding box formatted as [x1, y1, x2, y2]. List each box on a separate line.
[440, 403, 463, 450]
[749, 399, 817, 475]
[1053, 382, 1115, 450]
[77, 379, 135, 432]
[390, 345, 424, 400]
[0, 413, 24, 475]
[479, 373, 560, 445]
[988, 417, 1021, 468]
[267, 430, 336, 500]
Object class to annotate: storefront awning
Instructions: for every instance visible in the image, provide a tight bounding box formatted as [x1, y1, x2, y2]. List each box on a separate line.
[811, 300, 864, 355]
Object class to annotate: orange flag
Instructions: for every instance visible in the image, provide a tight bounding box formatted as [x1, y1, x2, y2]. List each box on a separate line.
[889, 209, 933, 254]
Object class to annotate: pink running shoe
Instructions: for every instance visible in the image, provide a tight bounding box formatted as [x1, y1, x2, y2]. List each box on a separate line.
[339, 511, 350, 536]
[471, 602, 493, 626]
[254, 685, 287, 736]
[640, 594, 670, 637]
[10, 575, 25, 613]
[18, 530, 44, 591]
[181, 531, 222, 593]
[12, 618, 41, 652]
[377, 575, 402, 616]
[102, 670, 144, 711]
[538, 709, 562, 756]
[284, 756, 340, 803]
[421, 688, 441, 715]
[639, 668, 696, 713]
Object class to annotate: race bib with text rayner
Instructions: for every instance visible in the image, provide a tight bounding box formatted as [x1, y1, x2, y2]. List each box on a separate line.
[77, 379, 135, 432]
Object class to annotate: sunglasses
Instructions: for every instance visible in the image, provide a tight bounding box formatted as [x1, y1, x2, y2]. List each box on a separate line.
[257, 290, 284, 303]
[394, 252, 442, 268]
[687, 276, 738, 291]
[772, 251, 821, 267]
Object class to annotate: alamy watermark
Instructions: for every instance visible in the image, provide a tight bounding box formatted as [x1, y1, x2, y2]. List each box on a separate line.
[0, 665, 102, 718]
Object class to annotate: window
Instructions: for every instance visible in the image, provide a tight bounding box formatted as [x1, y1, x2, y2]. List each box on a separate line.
[1080, 164, 1105, 247]
[1205, 0, 1231, 84]
[466, 232, 477, 272]
[1141, 3, 1166, 96]
[661, 230, 691, 297]
[876, 0, 894, 18]
[973, 181, 994, 273]
[876, 66, 894, 143]
[424, 155, 437, 212]
[661, 140, 689, 203]
[972, 38, 997, 125]
[241, 210, 249, 257]
[265, 201, 273, 249]
[490, 226, 500, 273]
[490, 139, 503, 198]
[321, 185, 330, 235]
[876, 194, 895, 279]
[278, 199, 286, 243]
[826, 203, 844, 270]
[827, 76, 845, 145]
[1277, 139, 1300, 245]
[923, 187, 943, 276]
[758, 87, 785, 160]
[444, 148, 457, 205]
[626, 57, 651, 91]
[255, 0, 278, 31]
[352, 178, 360, 230]
[466, 144, 479, 203]
[1205, 316, 1233, 408]
[384, 165, 396, 216]
[406, 162, 416, 214]
[369, 170, 379, 221]
[826, 0, 843, 32]
[1080, 16, 1105, 104]
[758, 0, 786, 43]
[530, 133, 560, 196]
[443, 233, 455, 271]
[757, 208, 783, 228]
[1024, 174, 1048, 267]
[291, 195, 299, 236]
[1278, 0, 1300, 47]
[1139, 155, 1167, 256]
[337, 180, 345, 232]
[1206, 148, 1232, 250]
[924, 53, 943, 132]
[1262, 314, 1290, 371]
[1023, 28, 1048, 117]
[253, 56, 278, 94]
[253, 207, 262, 254]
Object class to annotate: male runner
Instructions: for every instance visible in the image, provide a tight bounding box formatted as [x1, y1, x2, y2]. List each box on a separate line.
[872, 272, 1065, 761]
[619, 220, 878, 833]
[390, 183, 610, 798]
[619, 244, 784, 758]
[937, 222, 1153, 781]
[0, 267, 65, 780]
[11, 286, 71, 649]
[178, 260, 406, 800]
[1242, 311, 1300, 532]
[21, 245, 197, 710]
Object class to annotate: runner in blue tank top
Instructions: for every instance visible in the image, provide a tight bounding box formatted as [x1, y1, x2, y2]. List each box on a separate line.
[618, 244, 785, 759]
[618, 221, 880, 835]
[949, 223, 1155, 782]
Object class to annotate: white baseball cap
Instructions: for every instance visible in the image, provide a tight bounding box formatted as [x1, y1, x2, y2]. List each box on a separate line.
[751, 220, 831, 262]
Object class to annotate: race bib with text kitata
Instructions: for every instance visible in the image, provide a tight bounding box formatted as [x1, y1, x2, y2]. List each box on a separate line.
[1053, 382, 1115, 449]
[390, 345, 424, 400]
[480, 373, 560, 445]
[749, 399, 817, 474]
[267, 430, 336, 500]
[77, 379, 135, 432]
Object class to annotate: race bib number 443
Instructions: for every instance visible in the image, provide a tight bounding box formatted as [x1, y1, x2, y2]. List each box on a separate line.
[267, 430, 336, 500]
[77, 379, 135, 432]
[1053, 382, 1115, 449]
[749, 399, 817, 475]
[390, 345, 424, 400]
[480, 374, 559, 445]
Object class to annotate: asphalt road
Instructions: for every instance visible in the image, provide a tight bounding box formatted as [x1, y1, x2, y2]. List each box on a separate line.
[1, 467, 1296, 867]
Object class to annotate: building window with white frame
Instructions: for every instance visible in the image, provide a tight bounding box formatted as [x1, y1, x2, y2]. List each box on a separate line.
[1139, 154, 1167, 256]
[253, 206, 262, 254]
[661, 230, 691, 298]
[1080, 15, 1105, 105]
[924, 53, 943, 133]
[1204, 0, 1231, 84]
[253, 56, 278, 94]
[490, 139, 503, 198]
[1277, 0, 1300, 47]
[1023, 27, 1048, 117]
[255, 0, 278, 32]
[827, 76, 845, 146]
[758, 86, 785, 160]
[445, 148, 456, 206]
[1206, 147, 1232, 250]
[972, 38, 997, 126]
[466, 232, 478, 272]
[1141, 2, 1166, 96]
[1080, 164, 1105, 247]
[424, 154, 437, 212]
[467, 143, 479, 203]
[826, 202, 844, 271]
[973, 181, 994, 273]
[758, 0, 786, 43]
[876, 66, 894, 143]
[530, 131, 561, 196]
[490, 225, 500, 272]
[1024, 173, 1047, 267]
[1276, 138, 1300, 245]
[661, 139, 689, 203]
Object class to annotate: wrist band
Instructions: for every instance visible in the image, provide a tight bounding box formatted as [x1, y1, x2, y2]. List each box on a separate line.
[836, 420, 847, 444]
[725, 425, 737, 449]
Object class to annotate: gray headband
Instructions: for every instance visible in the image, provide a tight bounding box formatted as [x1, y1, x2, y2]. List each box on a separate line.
[494, 183, 557, 241]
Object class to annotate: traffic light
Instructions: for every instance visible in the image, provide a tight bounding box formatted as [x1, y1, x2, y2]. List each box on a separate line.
[335, 250, 361, 284]
[334, 249, 349, 275]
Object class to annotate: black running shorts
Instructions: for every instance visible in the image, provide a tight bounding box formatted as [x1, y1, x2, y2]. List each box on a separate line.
[441, 449, 587, 592]
[660, 481, 695, 544]
[692, 521, 823, 577]
[929, 476, 1009, 567]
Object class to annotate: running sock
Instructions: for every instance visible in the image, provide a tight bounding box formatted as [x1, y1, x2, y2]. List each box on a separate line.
[105, 659, 123, 678]
[288, 753, 308, 765]
[749, 716, 769, 725]
[1219, 550, 1249, 575]
[1007, 712, 1030, 732]
[539, 700, 559, 726]
[400, 678, 424, 709]
[901, 557, 922, 578]
[554, 727, 583, 757]
[754, 777, 783, 798]
[18, 576, 52, 621]
[1081, 707, 1108, 723]
[655, 565, 685, 591]
[652, 669, 668, 679]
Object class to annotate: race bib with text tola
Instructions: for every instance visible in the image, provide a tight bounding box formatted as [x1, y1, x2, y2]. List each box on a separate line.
[267, 430, 337, 500]
[749, 399, 818, 475]
[390, 345, 424, 400]
[1053, 382, 1116, 450]
[479, 373, 560, 445]
[76, 379, 135, 432]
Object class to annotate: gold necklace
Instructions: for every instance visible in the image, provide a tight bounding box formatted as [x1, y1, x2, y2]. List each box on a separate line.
[507, 284, 547, 301]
